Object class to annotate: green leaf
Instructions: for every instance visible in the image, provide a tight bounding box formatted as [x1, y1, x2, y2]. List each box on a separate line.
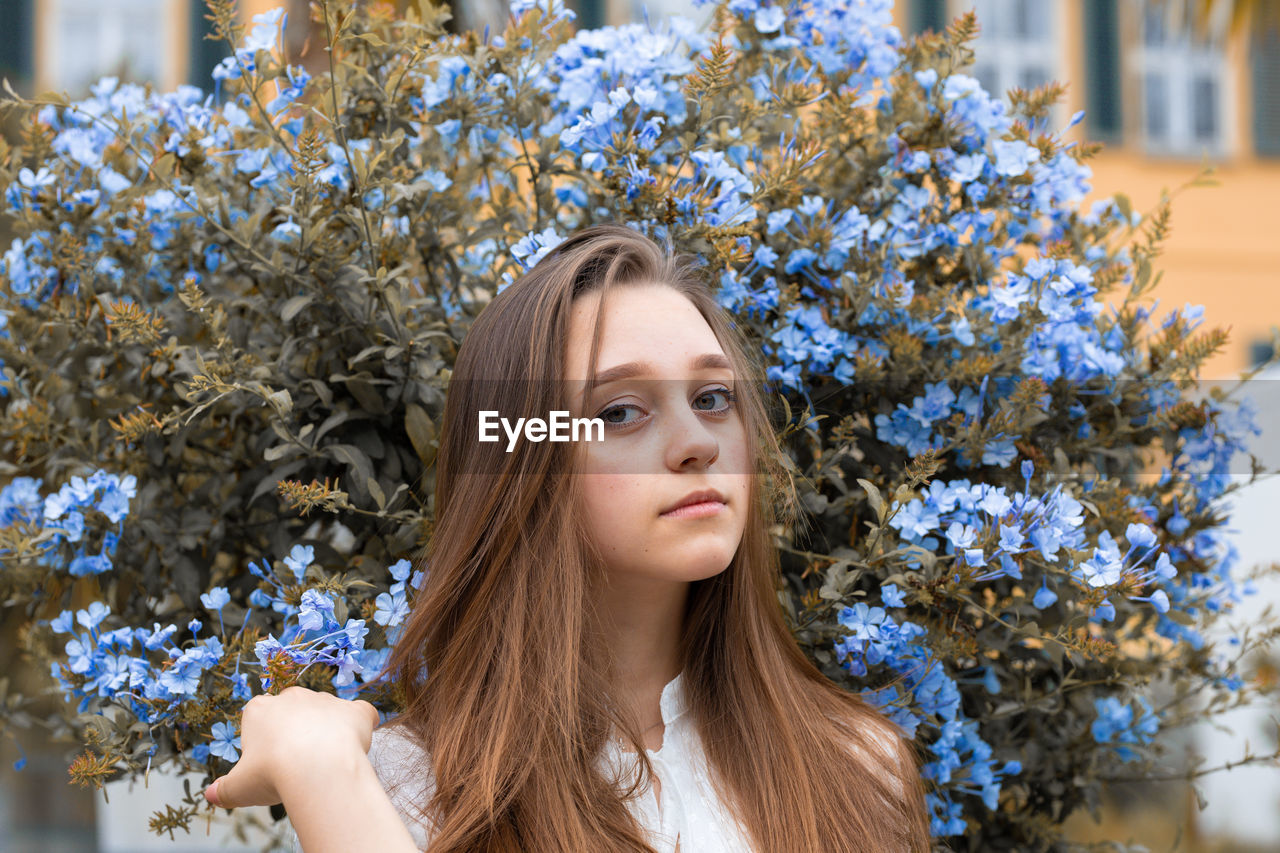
[1114, 192, 1133, 223]
[281, 294, 315, 323]
[330, 371, 390, 414]
[367, 477, 386, 511]
[314, 409, 351, 444]
[329, 443, 375, 506]
[351, 32, 389, 47]
[263, 443, 296, 462]
[857, 478, 886, 524]
[267, 389, 293, 416]
[405, 403, 437, 465]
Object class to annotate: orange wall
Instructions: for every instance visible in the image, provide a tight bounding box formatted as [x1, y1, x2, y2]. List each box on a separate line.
[894, 2, 1279, 378]
[1085, 151, 1280, 379]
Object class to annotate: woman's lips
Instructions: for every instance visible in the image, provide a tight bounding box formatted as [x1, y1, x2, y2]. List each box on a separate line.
[659, 500, 726, 519]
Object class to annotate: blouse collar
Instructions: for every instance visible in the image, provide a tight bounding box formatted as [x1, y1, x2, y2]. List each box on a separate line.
[658, 669, 689, 726]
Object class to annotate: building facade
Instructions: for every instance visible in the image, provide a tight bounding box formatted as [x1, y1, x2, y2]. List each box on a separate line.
[902, 0, 1280, 379]
[0, 1, 1275, 850]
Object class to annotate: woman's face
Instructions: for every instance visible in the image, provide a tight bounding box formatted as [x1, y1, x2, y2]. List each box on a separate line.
[565, 283, 751, 586]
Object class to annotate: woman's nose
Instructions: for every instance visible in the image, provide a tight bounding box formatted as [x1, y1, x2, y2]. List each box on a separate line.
[663, 405, 720, 470]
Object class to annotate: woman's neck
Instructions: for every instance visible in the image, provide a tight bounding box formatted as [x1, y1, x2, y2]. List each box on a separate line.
[596, 573, 689, 735]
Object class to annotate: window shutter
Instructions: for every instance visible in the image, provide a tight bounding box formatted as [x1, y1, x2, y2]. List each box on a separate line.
[910, 0, 948, 35]
[189, 0, 225, 92]
[1083, 0, 1123, 143]
[575, 0, 604, 30]
[0, 0, 33, 95]
[1253, 27, 1280, 157]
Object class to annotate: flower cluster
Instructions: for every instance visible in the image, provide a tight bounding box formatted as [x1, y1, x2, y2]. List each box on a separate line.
[837, 601, 1021, 834]
[1, 0, 1274, 847]
[0, 472, 135, 576]
[9, 474, 421, 770]
[1091, 696, 1160, 763]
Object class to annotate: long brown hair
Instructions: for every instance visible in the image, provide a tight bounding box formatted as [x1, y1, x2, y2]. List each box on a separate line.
[380, 223, 931, 852]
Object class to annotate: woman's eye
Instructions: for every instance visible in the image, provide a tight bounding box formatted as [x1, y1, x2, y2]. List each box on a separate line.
[598, 403, 644, 428]
[596, 389, 736, 431]
[694, 388, 737, 415]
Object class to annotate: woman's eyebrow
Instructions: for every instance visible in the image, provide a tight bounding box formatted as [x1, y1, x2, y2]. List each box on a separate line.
[589, 353, 733, 387]
[576, 353, 734, 408]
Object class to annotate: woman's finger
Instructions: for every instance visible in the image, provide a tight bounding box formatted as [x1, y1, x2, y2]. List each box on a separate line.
[204, 764, 278, 809]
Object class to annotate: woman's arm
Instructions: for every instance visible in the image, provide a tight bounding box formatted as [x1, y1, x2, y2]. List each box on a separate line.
[203, 686, 419, 853]
[278, 740, 419, 853]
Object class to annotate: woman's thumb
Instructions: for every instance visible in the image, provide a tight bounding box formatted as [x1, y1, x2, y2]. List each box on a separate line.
[204, 777, 226, 808]
[205, 765, 277, 809]
[205, 773, 254, 809]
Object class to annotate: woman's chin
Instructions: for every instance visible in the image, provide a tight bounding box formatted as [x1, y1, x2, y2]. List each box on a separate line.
[664, 543, 738, 580]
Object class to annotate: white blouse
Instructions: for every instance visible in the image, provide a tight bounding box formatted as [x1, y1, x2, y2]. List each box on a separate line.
[288, 670, 756, 852]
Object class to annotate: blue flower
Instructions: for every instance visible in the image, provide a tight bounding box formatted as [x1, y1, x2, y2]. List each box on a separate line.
[949, 153, 986, 183]
[766, 209, 793, 234]
[1032, 582, 1058, 610]
[881, 584, 905, 608]
[229, 672, 252, 702]
[158, 657, 203, 696]
[209, 721, 241, 763]
[388, 559, 412, 584]
[1124, 522, 1157, 550]
[509, 226, 565, 273]
[942, 74, 981, 101]
[374, 590, 409, 628]
[200, 587, 231, 613]
[752, 244, 778, 269]
[76, 602, 110, 631]
[283, 544, 315, 584]
[244, 7, 286, 53]
[143, 623, 178, 651]
[1080, 530, 1123, 588]
[991, 139, 1039, 177]
[753, 5, 785, 33]
[838, 602, 887, 643]
[64, 634, 95, 674]
[271, 220, 301, 242]
[297, 589, 336, 632]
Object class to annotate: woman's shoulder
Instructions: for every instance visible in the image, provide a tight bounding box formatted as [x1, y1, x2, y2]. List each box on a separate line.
[290, 721, 437, 853]
[368, 720, 433, 780]
[368, 720, 439, 817]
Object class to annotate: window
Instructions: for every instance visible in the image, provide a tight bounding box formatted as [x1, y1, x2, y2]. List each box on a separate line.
[0, 0, 34, 95]
[956, 0, 1063, 124]
[1133, 0, 1230, 157]
[909, 0, 949, 35]
[1253, 26, 1280, 157]
[1249, 338, 1276, 370]
[1083, 0, 1123, 141]
[38, 0, 179, 95]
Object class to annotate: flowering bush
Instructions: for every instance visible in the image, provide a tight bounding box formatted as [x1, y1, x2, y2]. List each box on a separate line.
[1, 0, 1277, 848]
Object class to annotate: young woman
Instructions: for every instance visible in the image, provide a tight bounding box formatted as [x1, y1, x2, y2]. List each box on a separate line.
[205, 224, 931, 852]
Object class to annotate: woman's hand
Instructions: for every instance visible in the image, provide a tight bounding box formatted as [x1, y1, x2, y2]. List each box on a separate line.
[204, 686, 381, 810]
